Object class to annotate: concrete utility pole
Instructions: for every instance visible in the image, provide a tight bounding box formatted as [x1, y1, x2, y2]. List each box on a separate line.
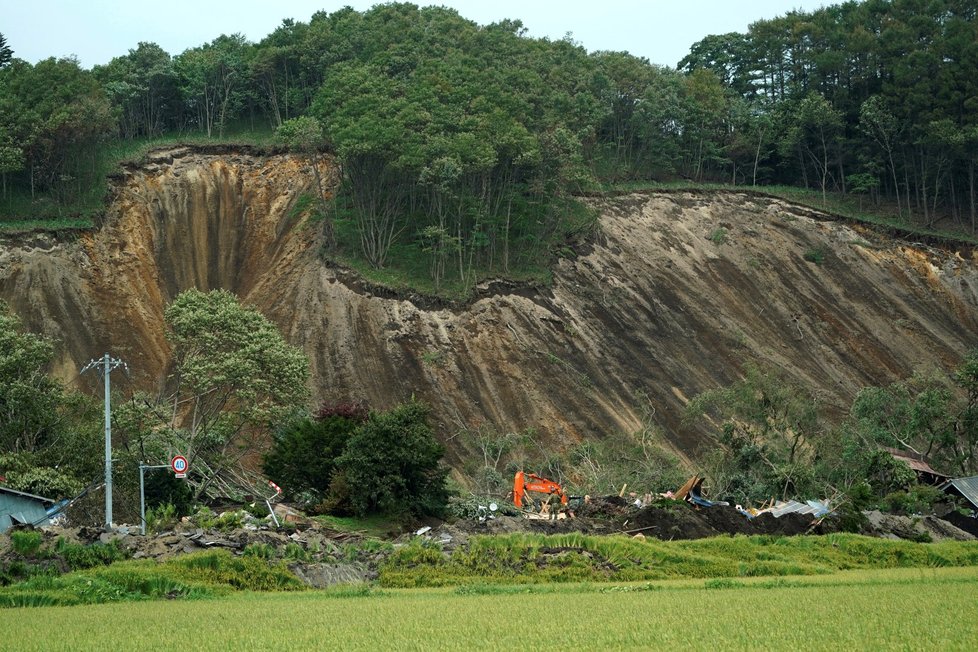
[81, 353, 127, 531]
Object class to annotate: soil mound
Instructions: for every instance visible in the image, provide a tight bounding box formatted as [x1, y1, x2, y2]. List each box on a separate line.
[623, 503, 814, 539]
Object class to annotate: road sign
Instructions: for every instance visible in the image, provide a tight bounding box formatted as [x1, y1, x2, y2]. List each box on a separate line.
[171, 455, 188, 477]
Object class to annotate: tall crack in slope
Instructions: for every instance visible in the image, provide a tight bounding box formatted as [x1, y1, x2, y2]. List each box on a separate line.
[2, 149, 978, 466]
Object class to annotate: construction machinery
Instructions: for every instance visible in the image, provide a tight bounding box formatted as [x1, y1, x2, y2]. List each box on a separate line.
[513, 471, 569, 511]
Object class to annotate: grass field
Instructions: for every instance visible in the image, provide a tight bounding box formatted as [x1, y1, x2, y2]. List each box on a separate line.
[0, 567, 975, 650]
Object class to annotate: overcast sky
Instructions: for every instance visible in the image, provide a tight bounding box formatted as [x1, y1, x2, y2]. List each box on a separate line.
[4, 1, 829, 69]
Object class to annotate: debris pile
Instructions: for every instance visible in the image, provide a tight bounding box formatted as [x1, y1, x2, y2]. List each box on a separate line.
[15, 511, 384, 588]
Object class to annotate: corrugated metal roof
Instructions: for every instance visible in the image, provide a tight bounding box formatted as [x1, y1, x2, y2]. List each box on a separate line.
[944, 476, 978, 510]
[0, 486, 56, 504]
[884, 447, 949, 478]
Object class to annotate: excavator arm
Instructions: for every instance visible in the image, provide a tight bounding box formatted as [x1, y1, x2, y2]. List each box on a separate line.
[513, 471, 569, 508]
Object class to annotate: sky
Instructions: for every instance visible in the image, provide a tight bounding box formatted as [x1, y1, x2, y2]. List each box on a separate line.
[3, 1, 829, 69]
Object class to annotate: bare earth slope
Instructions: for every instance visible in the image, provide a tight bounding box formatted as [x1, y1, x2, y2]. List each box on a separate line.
[2, 149, 977, 464]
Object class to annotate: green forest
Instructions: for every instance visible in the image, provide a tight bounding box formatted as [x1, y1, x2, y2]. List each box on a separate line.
[1, 1, 977, 274]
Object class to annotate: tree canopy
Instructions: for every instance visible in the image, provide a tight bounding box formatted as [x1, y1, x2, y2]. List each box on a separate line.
[3, 1, 977, 267]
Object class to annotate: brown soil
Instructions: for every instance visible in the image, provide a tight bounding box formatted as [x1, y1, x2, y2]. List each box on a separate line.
[2, 147, 978, 470]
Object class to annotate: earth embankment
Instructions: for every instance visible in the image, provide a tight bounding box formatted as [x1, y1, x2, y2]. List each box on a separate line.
[2, 148, 977, 465]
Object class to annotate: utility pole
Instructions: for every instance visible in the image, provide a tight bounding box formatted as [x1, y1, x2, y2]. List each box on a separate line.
[81, 353, 127, 531]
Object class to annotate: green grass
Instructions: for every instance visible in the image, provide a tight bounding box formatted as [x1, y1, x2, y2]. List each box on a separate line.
[708, 226, 729, 245]
[378, 532, 978, 587]
[0, 550, 303, 608]
[0, 567, 974, 650]
[0, 126, 276, 232]
[327, 195, 595, 302]
[313, 513, 401, 539]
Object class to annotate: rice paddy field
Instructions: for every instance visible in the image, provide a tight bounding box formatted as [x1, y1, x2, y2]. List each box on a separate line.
[2, 566, 977, 651]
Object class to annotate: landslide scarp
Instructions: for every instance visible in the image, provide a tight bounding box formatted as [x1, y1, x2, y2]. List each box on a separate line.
[2, 147, 977, 465]
[0, 146, 329, 383]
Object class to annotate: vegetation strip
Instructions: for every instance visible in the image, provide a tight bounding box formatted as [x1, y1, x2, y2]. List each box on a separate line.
[0, 550, 301, 608]
[4, 533, 975, 609]
[378, 532, 978, 587]
[1, 568, 975, 650]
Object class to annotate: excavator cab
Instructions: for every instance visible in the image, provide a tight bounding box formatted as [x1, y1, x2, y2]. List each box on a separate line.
[513, 471, 569, 510]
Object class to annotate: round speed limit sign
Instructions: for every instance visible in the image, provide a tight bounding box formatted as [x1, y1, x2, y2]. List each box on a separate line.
[171, 455, 188, 477]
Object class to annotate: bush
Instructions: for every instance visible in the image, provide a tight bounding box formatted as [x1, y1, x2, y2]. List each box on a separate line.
[883, 484, 943, 515]
[263, 407, 364, 503]
[803, 246, 827, 264]
[332, 400, 450, 517]
[55, 538, 128, 571]
[10, 531, 42, 557]
[145, 503, 178, 534]
[142, 470, 193, 518]
[708, 228, 728, 245]
[189, 507, 244, 531]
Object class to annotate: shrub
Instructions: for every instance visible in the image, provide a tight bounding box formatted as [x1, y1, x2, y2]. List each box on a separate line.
[10, 531, 43, 557]
[883, 484, 943, 515]
[190, 508, 244, 532]
[55, 538, 128, 571]
[333, 400, 450, 517]
[145, 503, 178, 534]
[708, 228, 728, 245]
[803, 246, 828, 264]
[283, 543, 310, 562]
[263, 407, 363, 502]
[142, 470, 193, 518]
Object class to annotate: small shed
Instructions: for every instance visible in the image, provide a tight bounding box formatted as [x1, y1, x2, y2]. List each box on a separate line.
[883, 447, 950, 486]
[941, 476, 978, 512]
[0, 486, 57, 533]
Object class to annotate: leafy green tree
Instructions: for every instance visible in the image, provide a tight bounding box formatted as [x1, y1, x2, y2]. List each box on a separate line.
[0, 144, 25, 199]
[685, 363, 822, 501]
[275, 115, 334, 247]
[0, 33, 12, 68]
[333, 400, 449, 517]
[0, 302, 66, 453]
[592, 51, 654, 178]
[0, 303, 101, 499]
[859, 95, 903, 216]
[785, 92, 844, 204]
[94, 42, 179, 139]
[679, 68, 733, 182]
[632, 67, 685, 177]
[679, 32, 756, 98]
[845, 357, 978, 478]
[175, 34, 251, 137]
[0, 57, 114, 202]
[312, 61, 418, 267]
[847, 172, 880, 210]
[158, 289, 310, 499]
[263, 404, 366, 504]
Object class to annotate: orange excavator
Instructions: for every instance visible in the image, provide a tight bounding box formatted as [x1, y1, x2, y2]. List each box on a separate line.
[513, 471, 569, 510]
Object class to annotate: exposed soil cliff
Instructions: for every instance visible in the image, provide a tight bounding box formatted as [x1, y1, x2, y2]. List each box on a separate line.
[2, 148, 977, 467]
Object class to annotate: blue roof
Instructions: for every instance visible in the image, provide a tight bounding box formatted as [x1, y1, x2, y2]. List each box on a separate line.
[0, 486, 56, 504]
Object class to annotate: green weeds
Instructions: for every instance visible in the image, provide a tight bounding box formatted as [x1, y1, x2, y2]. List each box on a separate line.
[709, 227, 728, 245]
[10, 531, 42, 557]
[803, 245, 828, 264]
[378, 532, 978, 588]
